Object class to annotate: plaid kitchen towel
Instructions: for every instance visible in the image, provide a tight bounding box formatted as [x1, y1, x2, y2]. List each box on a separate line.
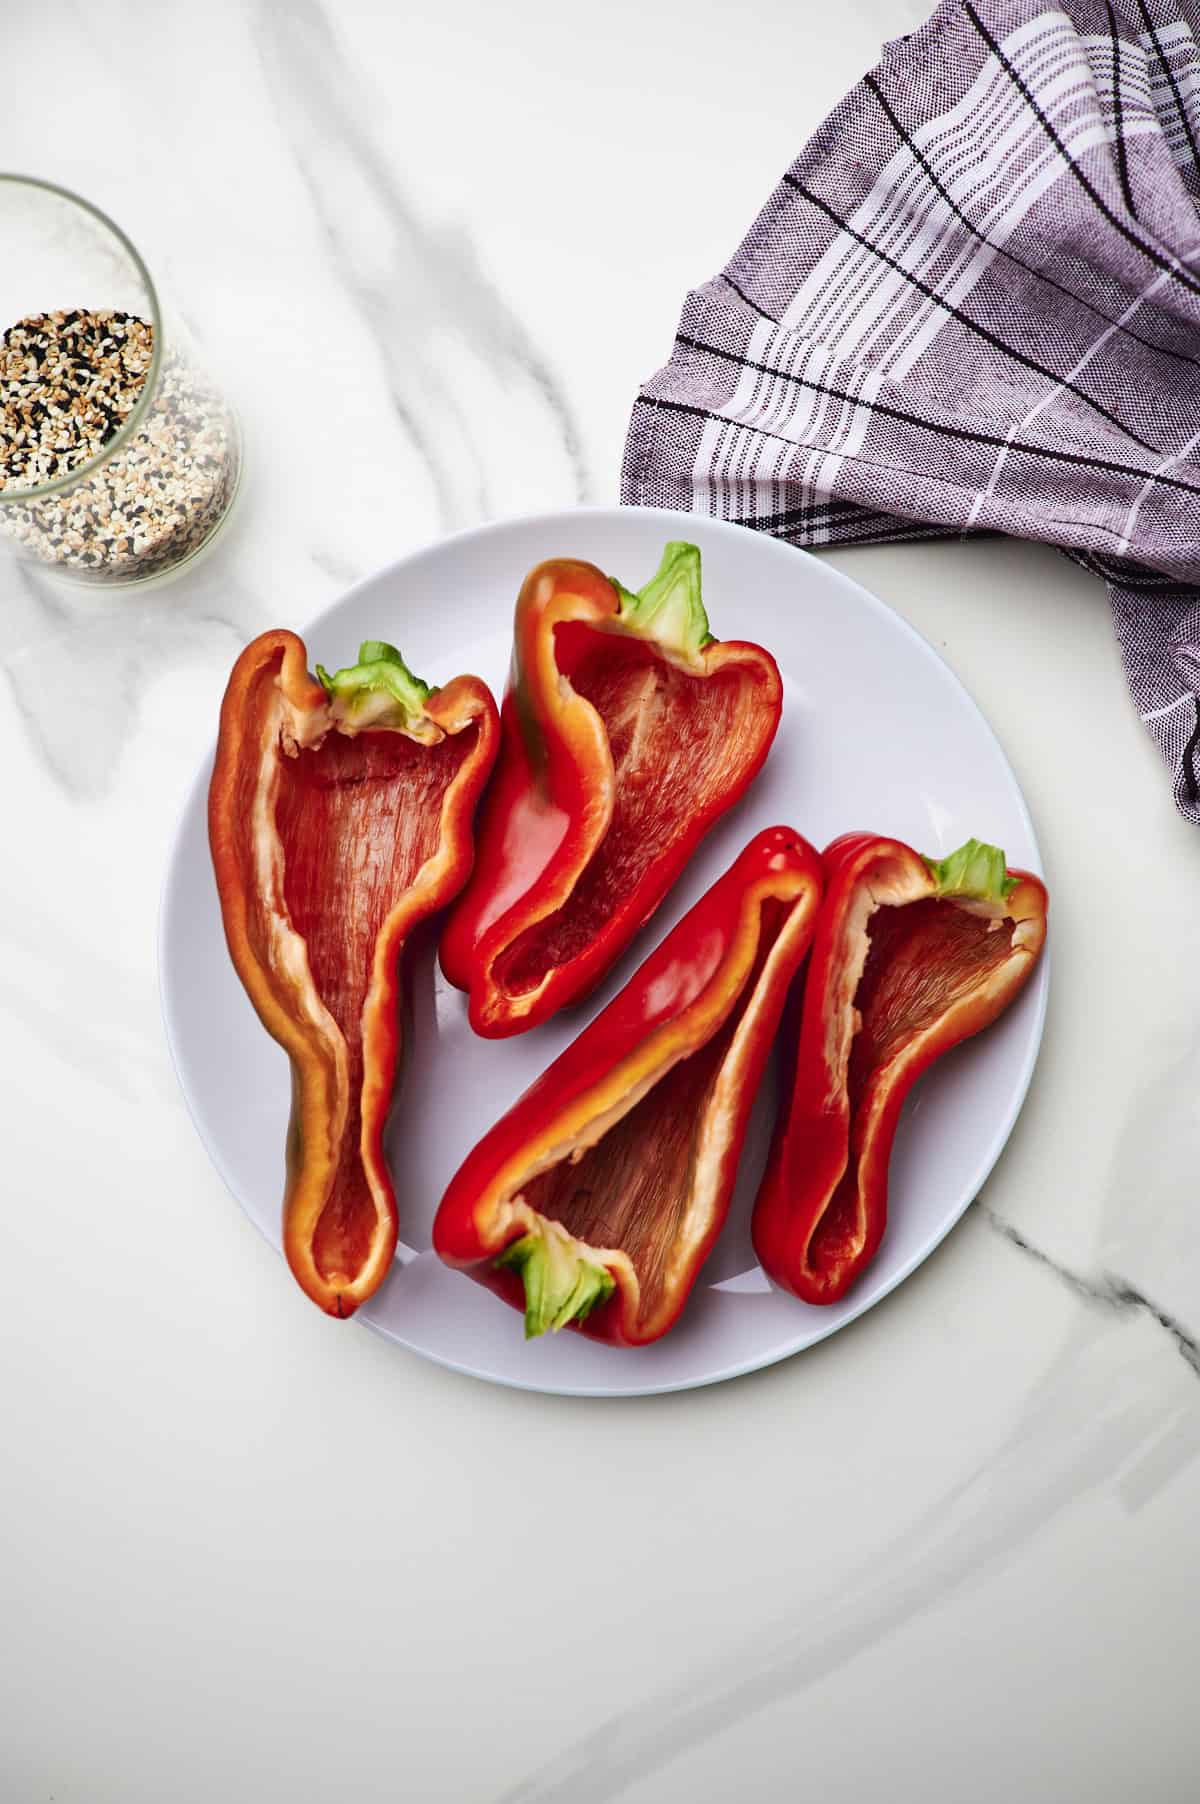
[621, 0, 1200, 821]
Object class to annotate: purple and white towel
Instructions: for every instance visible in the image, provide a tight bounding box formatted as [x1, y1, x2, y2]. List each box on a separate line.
[622, 0, 1200, 821]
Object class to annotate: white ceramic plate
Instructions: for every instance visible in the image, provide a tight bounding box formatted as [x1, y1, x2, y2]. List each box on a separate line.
[161, 506, 1047, 1396]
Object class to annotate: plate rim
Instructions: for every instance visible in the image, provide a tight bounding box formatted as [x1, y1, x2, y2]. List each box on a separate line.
[159, 503, 1049, 1397]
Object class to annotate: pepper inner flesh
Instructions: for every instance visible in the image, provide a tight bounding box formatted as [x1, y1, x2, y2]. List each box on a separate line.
[275, 724, 478, 1281]
[517, 899, 787, 1324]
[809, 896, 1017, 1273]
[495, 625, 764, 998]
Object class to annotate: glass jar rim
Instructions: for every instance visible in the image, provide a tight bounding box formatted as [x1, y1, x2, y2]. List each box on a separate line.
[0, 173, 164, 505]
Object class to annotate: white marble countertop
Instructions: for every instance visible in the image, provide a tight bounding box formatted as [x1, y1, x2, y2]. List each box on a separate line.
[5, 2, 1200, 1799]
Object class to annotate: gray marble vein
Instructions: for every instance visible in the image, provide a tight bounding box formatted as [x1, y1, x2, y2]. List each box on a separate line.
[253, 0, 589, 526]
[308, 544, 361, 589]
[497, 1202, 1200, 1804]
[982, 1206, 1200, 1377]
[0, 561, 246, 799]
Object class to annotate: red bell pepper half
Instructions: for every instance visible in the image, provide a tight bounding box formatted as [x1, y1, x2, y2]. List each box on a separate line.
[435, 828, 823, 1346]
[440, 542, 783, 1038]
[753, 834, 1049, 1306]
[209, 632, 498, 1317]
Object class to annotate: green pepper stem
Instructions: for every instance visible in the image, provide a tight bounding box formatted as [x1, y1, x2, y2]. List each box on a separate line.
[315, 640, 437, 738]
[612, 541, 714, 658]
[923, 837, 1017, 904]
[495, 1223, 615, 1339]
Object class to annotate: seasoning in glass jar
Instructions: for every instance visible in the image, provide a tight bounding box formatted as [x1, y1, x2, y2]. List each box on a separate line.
[0, 177, 241, 587]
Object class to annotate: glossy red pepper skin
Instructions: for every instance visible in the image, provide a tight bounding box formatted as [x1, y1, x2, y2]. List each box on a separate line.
[209, 630, 499, 1318]
[753, 832, 1049, 1306]
[439, 554, 783, 1038]
[435, 828, 823, 1346]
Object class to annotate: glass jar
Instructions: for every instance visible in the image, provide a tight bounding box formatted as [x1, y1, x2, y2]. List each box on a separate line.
[0, 175, 241, 587]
